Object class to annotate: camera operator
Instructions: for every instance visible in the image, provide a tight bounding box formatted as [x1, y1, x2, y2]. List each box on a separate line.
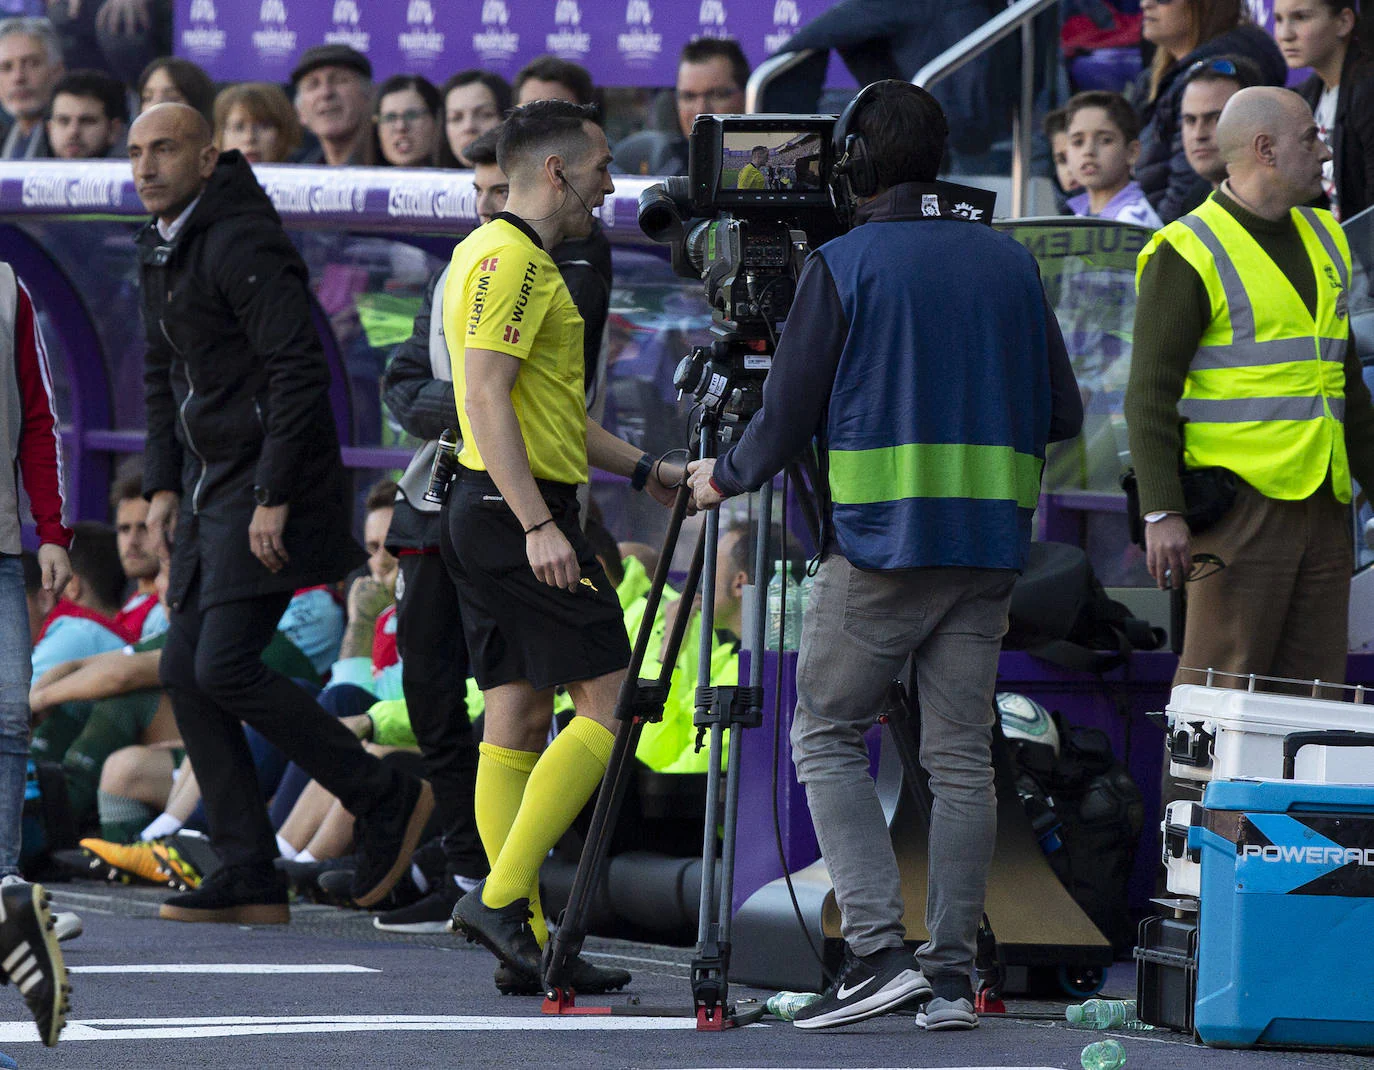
[687, 81, 1082, 1031]
[444, 100, 680, 992]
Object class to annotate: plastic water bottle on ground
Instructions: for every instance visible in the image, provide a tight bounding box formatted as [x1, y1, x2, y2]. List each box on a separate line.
[764, 561, 801, 650]
[766, 990, 820, 1020]
[1066, 998, 1138, 1029]
[1080, 1038, 1127, 1069]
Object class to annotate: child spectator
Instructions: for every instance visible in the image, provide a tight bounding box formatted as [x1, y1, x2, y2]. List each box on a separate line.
[1064, 90, 1163, 227]
[213, 81, 302, 164]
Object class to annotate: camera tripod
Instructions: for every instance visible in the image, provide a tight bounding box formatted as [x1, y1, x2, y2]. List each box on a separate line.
[542, 336, 817, 1029]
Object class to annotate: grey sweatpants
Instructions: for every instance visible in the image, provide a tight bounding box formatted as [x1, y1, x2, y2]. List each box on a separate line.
[791, 555, 1014, 979]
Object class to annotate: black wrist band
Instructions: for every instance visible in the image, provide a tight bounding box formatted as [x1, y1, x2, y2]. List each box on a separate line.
[524, 517, 554, 535]
[630, 452, 653, 491]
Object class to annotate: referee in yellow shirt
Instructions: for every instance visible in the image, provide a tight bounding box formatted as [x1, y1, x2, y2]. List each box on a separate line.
[446, 100, 679, 991]
[737, 145, 769, 189]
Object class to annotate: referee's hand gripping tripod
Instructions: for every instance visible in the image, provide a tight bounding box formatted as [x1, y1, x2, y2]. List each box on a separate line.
[542, 336, 815, 1029]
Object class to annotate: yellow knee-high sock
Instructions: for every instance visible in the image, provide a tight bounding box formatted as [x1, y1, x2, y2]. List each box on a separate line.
[482, 717, 615, 913]
[474, 742, 549, 945]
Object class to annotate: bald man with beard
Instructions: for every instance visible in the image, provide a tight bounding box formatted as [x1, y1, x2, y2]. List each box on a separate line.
[1126, 86, 1374, 699]
[130, 103, 434, 926]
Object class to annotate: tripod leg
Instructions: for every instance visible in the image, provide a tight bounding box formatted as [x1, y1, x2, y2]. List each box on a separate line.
[542, 484, 707, 999]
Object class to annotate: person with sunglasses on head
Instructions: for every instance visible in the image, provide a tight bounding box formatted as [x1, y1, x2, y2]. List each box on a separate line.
[1133, 0, 1287, 223]
[1177, 55, 1263, 213]
[1277, 0, 1374, 220]
[1126, 86, 1374, 696]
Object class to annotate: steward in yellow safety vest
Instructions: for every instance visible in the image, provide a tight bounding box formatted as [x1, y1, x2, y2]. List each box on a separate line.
[1126, 87, 1374, 688]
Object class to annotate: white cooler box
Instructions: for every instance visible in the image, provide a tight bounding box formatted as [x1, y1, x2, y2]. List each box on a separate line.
[1164, 684, 1374, 784]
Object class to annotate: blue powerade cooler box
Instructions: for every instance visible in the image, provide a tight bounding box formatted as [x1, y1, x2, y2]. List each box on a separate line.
[1191, 748, 1374, 1049]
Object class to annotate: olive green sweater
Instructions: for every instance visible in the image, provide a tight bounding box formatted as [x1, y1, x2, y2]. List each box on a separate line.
[1125, 187, 1374, 515]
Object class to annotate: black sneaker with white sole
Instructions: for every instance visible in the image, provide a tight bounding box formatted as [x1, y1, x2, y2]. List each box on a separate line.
[792, 946, 930, 1030]
[0, 879, 70, 1046]
[374, 882, 460, 934]
[916, 972, 979, 1031]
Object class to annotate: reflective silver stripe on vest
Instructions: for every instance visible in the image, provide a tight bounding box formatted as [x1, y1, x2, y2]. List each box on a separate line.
[1297, 207, 1349, 289]
[1190, 335, 1342, 371]
[1178, 394, 1345, 423]
[1179, 213, 1254, 340]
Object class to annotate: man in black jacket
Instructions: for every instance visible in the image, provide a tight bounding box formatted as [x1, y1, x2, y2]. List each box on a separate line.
[131, 103, 434, 924]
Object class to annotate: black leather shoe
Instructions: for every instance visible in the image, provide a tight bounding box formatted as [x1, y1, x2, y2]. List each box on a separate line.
[159, 863, 289, 924]
[449, 880, 542, 984]
[351, 776, 434, 908]
[0, 879, 71, 1046]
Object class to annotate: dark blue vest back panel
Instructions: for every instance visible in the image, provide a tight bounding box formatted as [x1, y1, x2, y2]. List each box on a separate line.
[818, 219, 1053, 570]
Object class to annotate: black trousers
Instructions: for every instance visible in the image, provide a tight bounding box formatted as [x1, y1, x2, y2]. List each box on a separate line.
[397, 525, 485, 880]
[160, 573, 399, 869]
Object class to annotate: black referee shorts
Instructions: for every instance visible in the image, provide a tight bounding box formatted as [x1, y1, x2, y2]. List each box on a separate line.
[442, 470, 631, 692]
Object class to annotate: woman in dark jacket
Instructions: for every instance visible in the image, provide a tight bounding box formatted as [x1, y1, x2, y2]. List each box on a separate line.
[1280, 0, 1374, 220]
[1133, 0, 1287, 222]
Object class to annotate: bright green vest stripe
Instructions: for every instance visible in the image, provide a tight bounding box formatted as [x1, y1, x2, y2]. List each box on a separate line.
[828, 442, 1045, 509]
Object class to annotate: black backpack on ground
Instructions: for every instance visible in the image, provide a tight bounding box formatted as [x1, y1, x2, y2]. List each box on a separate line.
[1007, 713, 1146, 955]
[1005, 541, 1164, 673]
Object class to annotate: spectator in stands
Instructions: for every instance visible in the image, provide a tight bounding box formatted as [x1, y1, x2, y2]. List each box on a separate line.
[1279, 0, 1374, 219]
[30, 520, 127, 679]
[46, 67, 125, 159]
[513, 55, 594, 107]
[289, 44, 372, 167]
[129, 102, 432, 923]
[364, 74, 440, 168]
[1045, 107, 1082, 210]
[110, 472, 166, 641]
[615, 38, 748, 176]
[47, 0, 171, 88]
[213, 81, 301, 165]
[0, 16, 62, 159]
[136, 56, 214, 121]
[1134, 0, 1286, 223]
[466, 128, 509, 221]
[437, 69, 509, 168]
[1178, 56, 1260, 212]
[1063, 91, 1163, 226]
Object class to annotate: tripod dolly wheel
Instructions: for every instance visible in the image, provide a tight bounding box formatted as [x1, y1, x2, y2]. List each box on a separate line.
[1057, 964, 1106, 998]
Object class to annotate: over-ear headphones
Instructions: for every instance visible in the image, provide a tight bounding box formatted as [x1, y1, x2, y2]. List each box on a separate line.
[829, 80, 950, 222]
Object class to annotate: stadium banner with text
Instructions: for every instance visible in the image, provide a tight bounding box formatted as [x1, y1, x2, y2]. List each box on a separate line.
[174, 0, 855, 88]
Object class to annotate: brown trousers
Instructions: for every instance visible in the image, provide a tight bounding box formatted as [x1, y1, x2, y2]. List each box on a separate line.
[1175, 480, 1352, 690]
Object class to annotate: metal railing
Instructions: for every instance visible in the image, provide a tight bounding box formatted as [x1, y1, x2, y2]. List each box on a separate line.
[746, 0, 1062, 218]
[912, 0, 1061, 219]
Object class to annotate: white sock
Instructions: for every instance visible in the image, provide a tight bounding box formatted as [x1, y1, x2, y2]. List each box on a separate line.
[140, 813, 184, 842]
[276, 835, 299, 861]
[295, 849, 316, 864]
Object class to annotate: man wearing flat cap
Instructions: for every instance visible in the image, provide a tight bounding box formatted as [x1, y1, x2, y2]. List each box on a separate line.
[289, 43, 372, 166]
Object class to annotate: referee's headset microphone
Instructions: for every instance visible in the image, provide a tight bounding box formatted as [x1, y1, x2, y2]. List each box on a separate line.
[555, 168, 597, 218]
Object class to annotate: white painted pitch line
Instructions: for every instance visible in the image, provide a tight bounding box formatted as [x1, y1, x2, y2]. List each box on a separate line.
[0, 1014, 707, 1042]
[67, 964, 381, 974]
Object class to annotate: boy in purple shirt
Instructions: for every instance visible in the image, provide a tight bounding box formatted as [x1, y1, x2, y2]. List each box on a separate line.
[1064, 90, 1163, 229]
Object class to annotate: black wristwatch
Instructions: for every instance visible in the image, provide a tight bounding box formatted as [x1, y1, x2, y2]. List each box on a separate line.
[630, 452, 653, 492]
[254, 486, 288, 507]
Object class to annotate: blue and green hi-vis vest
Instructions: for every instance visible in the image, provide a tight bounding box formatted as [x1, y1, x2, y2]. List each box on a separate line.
[817, 219, 1053, 571]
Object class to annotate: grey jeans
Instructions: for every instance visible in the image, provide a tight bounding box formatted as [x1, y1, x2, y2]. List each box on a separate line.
[791, 555, 1014, 978]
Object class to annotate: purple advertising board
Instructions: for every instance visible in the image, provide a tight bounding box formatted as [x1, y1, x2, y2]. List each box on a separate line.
[175, 0, 853, 89]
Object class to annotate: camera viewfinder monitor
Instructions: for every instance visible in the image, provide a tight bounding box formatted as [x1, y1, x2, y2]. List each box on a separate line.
[688, 115, 836, 211]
